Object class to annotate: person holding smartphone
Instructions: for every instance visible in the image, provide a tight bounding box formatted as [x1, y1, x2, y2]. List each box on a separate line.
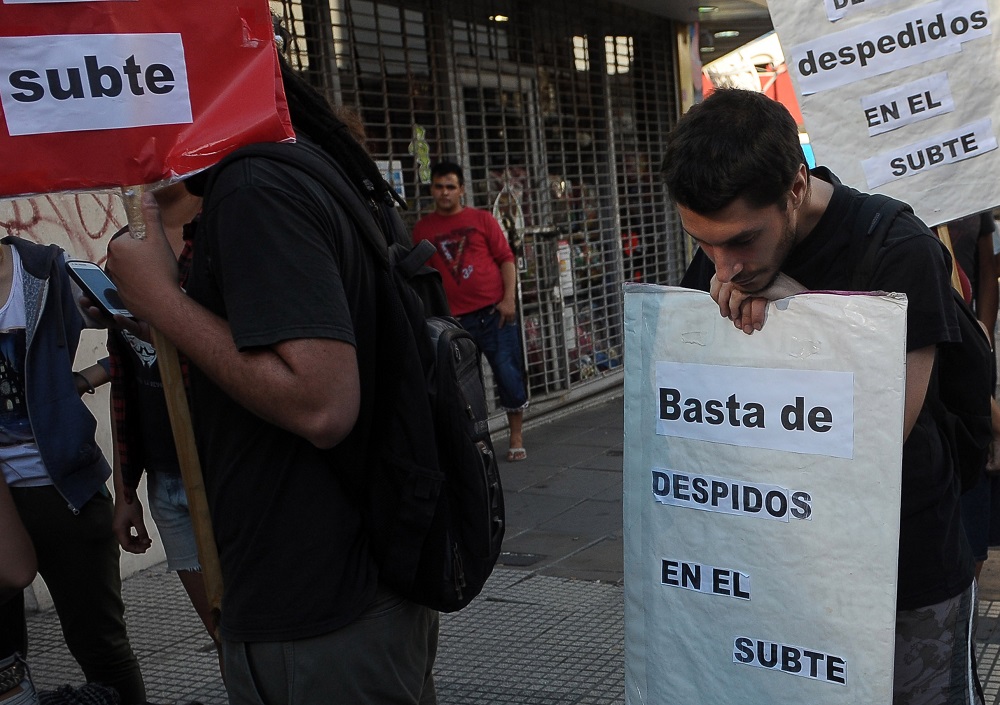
[0, 235, 145, 704]
[96, 183, 225, 676]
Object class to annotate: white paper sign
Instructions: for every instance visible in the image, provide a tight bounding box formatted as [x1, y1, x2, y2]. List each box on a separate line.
[655, 361, 854, 458]
[862, 117, 997, 187]
[0, 33, 192, 136]
[790, 0, 990, 96]
[624, 286, 905, 705]
[825, 0, 900, 23]
[769, 0, 1000, 225]
[860, 72, 955, 136]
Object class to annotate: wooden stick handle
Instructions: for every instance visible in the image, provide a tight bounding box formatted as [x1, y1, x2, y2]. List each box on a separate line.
[154, 330, 225, 630]
[118, 185, 224, 633]
[120, 185, 147, 240]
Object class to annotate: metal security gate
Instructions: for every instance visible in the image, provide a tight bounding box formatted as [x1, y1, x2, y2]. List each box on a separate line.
[270, 0, 688, 416]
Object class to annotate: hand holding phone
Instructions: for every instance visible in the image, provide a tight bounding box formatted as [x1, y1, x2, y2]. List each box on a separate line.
[65, 260, 132, 319]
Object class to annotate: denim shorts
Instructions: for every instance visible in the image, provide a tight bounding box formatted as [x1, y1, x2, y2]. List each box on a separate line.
[148, 471, 201, 573]
[457, 306, 528, 412]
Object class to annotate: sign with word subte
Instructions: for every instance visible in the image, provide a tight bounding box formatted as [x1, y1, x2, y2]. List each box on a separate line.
[768, 0, 1000, 226]
[0, 33, 192, 136]
[624, 286, 905, 705]
[0, 0, 293, 197]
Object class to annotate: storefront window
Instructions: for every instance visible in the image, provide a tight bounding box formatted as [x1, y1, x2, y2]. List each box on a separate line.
[270, 0, 687, 413]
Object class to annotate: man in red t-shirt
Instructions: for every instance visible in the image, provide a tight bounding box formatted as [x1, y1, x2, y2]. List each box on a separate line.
[413, 162, 528, 461]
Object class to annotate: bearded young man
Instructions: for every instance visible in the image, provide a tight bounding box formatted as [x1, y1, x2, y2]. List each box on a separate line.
[668, 88, 979, 705]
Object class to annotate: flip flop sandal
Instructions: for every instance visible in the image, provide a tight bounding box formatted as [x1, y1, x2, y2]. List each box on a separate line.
[506, 447, 527, 462]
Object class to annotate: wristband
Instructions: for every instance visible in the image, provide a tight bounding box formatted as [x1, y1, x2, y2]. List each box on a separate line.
[74, 371, 96, 395]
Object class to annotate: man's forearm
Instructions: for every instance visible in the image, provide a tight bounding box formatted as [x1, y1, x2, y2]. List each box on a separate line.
[137, 287, 358, 448]
[500, 260, 517, 303]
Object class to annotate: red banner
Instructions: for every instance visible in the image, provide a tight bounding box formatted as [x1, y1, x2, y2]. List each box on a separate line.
[0, 1, 294, 197]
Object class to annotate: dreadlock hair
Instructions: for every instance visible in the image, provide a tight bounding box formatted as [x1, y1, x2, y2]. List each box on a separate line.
[277, 57, 398, 207]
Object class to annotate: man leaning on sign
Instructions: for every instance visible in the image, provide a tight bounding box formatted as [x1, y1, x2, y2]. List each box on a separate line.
[668, 88, 978, 705]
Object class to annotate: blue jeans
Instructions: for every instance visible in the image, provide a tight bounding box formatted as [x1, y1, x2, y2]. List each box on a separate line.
[457, 307, 528, 411]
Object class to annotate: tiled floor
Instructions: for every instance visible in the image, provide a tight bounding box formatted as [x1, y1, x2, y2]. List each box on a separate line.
[26, 565, 625, 705]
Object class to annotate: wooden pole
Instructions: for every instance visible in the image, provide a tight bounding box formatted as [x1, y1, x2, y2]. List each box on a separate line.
[119, 185, 224, 634]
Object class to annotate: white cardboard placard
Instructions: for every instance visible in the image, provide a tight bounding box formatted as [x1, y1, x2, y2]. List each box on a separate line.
[624, 286, 906, 704]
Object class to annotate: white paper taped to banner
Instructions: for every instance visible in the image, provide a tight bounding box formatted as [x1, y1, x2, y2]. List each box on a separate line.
[0, 33, 192, 136]
[651, 468, 813, 523]
[655, 361, 854, 458]
[862, 117, 998, 187]
[789, 0, 990, 96]
[860, 72, 955, 136]
[624, 286, 904, 705]
[825, 0, 899, 23]
[768, 0, 1000, 225]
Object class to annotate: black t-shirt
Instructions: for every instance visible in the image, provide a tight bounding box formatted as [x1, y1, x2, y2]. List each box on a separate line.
[680, 170, 973, 610]
[186, 138, 379, 641]
[116, 329, 179, 474]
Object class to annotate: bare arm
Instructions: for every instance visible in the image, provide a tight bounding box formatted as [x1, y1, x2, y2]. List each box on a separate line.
[496, 260, 518, 325]
[74, 361, 110, 396]
[903, 346, 935, 441]
[106, 194, 360, 450]
[110, 420, 152, 554]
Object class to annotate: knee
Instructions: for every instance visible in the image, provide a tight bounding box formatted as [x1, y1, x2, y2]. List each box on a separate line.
[1, 559, 37, 593]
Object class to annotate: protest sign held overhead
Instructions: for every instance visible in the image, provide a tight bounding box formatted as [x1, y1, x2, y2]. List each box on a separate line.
[0, 1, 293, 197]
[0, 0, 295, 624]
[624, 287, 906, 704]
[767, 0, 1000, 225]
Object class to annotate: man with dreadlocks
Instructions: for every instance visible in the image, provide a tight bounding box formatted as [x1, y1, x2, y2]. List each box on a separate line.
[104, 32, 439, 705]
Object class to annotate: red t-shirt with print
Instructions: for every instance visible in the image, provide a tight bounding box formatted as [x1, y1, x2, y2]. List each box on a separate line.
[412, 207, 515, 316]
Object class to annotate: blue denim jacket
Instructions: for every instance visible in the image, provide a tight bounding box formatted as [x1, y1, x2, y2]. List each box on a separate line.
[4, 236, 111, 512]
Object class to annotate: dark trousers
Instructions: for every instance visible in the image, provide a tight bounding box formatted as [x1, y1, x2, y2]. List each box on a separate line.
[223, 585, 438, 705]
[0, 486, 145, 704]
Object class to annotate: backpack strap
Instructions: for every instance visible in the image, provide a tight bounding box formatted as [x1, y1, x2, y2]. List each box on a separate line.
[849, 193, 910, 290]
[394, 239, 436, 278]
[207, 141, 454, 319]
[206, 141, 397, 269]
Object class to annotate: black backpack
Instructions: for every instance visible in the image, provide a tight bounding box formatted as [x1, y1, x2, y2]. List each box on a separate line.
[215, 142, 505, 611]
[850, 194, 994, 492]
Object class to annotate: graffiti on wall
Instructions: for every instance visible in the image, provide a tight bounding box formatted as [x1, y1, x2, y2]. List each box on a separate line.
[0, 193, 124, 263]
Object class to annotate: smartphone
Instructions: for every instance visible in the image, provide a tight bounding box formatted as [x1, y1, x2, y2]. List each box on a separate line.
[65, 260, 132, 318]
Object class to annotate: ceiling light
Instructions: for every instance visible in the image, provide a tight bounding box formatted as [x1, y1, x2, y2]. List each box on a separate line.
[696, 5, 719, 12]
[700, 46, 716, 53]
[714, 30, 740, 39]
[490, 14, 509, 22]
